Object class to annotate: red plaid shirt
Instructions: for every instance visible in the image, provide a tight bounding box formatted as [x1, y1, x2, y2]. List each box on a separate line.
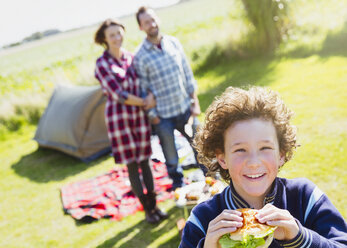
[95, 50, 151, 164]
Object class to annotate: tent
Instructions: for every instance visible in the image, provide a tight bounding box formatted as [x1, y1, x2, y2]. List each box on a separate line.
[34, 85, 111, 162]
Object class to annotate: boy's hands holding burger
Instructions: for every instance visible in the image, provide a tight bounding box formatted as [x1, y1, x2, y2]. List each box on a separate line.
[256, 204, 299, 241]
[205, 206, 298, 248]
[204, 209, 243, 248]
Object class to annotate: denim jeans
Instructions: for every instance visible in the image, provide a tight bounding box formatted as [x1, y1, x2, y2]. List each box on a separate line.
[153, 108, 191, 189]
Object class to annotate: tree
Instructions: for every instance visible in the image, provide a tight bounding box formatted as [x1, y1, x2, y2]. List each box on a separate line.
[241, 0, 290, 54]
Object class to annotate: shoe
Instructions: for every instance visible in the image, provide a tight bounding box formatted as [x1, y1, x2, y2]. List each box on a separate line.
[154, 207, 168, 220]
[139, 194, 160, 224]
[145, 210, 160, 224]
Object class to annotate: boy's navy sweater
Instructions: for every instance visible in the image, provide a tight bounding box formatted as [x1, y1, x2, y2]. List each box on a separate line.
[179, 177, 347, 247]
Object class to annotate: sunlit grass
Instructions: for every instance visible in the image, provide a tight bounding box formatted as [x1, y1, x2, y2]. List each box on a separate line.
[1, 54, 346, 247]
[0, 0, 346, 247]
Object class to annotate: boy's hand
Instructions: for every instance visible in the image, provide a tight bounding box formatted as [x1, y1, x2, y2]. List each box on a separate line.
[204, 209, 243, 248]
[256, 204, 299, 241]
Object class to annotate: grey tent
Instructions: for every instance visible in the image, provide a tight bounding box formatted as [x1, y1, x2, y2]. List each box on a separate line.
[34, 85, 111, 162]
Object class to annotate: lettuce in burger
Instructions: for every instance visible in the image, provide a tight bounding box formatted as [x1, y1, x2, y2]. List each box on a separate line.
[219, 208, 277, 248]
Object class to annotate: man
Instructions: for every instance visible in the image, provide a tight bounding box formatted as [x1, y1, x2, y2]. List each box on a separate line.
[133, 6, 202, 189]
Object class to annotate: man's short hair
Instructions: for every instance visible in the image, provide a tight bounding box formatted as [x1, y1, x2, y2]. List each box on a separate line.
[136, 6, 150, 26]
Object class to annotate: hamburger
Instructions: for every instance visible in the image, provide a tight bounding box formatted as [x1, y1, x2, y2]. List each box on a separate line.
[219, 208, 277, 248]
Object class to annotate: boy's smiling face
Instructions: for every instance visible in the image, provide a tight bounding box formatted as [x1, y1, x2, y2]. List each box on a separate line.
[216, 118, 284, 208]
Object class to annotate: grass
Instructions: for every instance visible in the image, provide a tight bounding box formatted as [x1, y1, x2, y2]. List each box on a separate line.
[0, 0, 346, 247]
[0, 0, 236, 137]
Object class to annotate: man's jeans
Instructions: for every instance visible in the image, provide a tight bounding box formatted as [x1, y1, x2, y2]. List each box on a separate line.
[153, 108, 191, 189]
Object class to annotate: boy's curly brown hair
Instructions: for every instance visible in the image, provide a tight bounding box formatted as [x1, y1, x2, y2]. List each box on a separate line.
[194, 86, 297, 183]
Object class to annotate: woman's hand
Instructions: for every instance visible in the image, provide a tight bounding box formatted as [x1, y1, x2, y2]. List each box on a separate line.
[256, 204, 299, 241]
[204, 209, 243, 248]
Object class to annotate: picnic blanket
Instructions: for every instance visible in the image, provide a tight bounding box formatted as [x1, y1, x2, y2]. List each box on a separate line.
[61, 161, 173, 222]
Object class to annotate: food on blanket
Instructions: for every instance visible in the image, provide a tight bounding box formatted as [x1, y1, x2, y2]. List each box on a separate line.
[185, 190, 200, 201]
[209, 180, 224, 196]
[210, 185, 219, 196]
[205, 176, 216, 186]
[175, 178, 226, 206]
[174, 188, 181, 200]
[219, 208, 277, 248]
[202, 183, 210, 194]
[204, 176, 217, 194]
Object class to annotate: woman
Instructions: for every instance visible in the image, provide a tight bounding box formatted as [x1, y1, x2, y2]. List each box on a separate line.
[94, 19, 167, 224]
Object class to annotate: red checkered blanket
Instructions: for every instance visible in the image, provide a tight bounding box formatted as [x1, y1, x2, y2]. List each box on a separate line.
[61, 161, 173, 221]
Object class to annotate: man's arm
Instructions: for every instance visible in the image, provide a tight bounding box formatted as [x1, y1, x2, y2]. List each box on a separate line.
[174, 38, 197, 95]
[133, 53, 159, 120]
[173, 37, 200, 116]
[190, 92, 201, 117]
[133, 55, 151, 94]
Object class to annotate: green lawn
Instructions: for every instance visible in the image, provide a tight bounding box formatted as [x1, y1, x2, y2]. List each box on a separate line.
[0, 0, 346, 247]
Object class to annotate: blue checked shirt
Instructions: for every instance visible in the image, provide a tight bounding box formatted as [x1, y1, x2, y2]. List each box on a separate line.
[133, 35, 197, 119]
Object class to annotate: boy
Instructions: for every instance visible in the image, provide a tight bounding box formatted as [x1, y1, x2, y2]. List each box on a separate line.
[179, 86, 347, 247]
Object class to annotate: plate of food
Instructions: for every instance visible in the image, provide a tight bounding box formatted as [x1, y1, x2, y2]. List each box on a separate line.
[174, 177, 226, 207]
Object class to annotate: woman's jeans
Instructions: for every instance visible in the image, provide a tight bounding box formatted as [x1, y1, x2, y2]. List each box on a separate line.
[153, 108, 191, 189]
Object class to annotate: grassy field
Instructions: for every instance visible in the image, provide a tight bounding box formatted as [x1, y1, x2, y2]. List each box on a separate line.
[0, 0, 238, 137]
[0, 0, 346, 247]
